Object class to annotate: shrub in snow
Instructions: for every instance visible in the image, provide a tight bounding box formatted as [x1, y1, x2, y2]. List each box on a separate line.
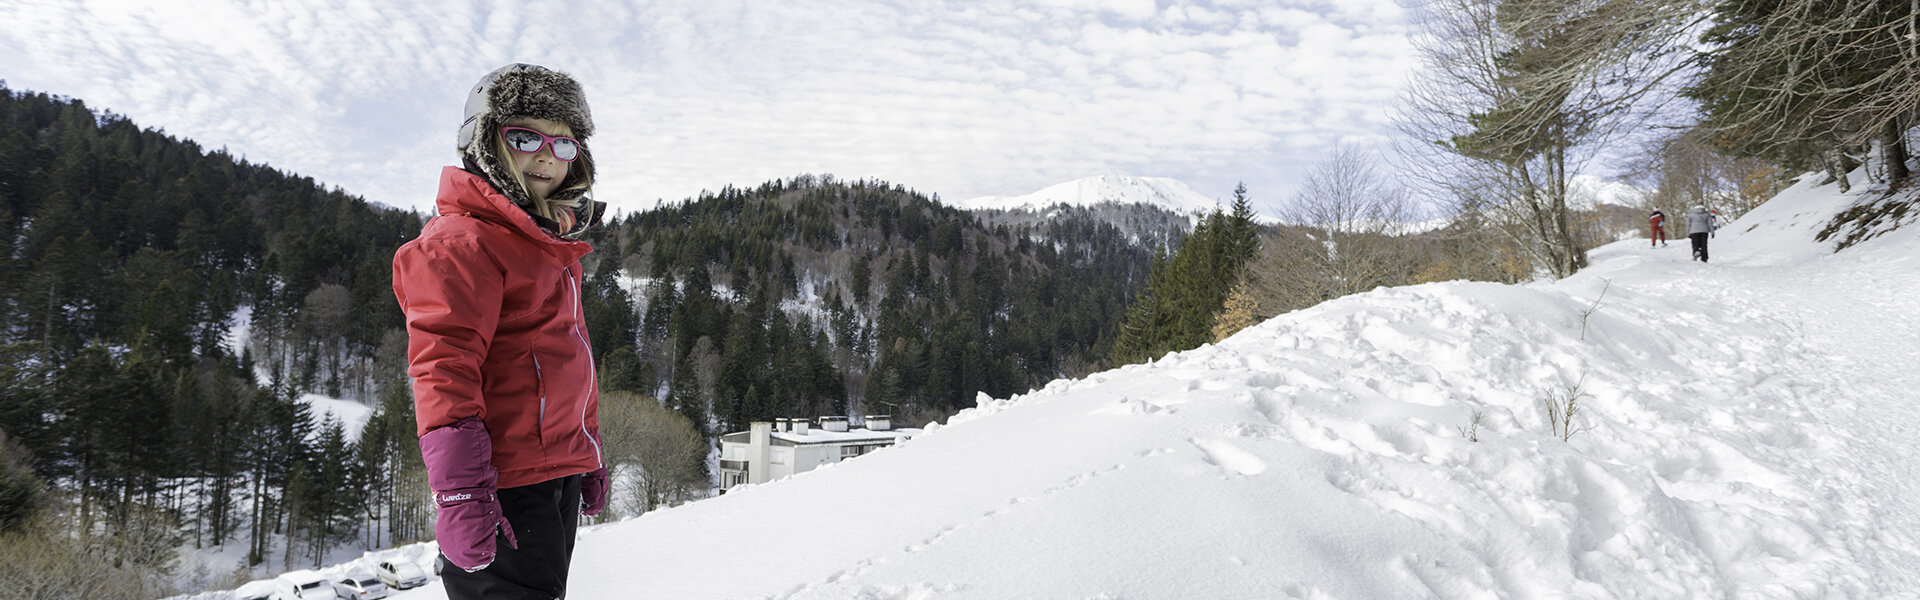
[1543, 376, 1595, 441]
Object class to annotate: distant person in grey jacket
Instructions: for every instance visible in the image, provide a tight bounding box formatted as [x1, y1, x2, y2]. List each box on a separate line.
[1686, 205, 1717, 262]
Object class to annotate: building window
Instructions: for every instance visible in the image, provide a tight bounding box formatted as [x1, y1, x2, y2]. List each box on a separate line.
[841, 445, 862, 459]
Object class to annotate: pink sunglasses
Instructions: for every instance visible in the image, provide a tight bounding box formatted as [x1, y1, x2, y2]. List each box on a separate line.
[499, 126, 581, 162]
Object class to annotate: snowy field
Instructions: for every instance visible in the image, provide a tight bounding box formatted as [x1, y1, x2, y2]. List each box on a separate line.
[189, 171, 1920, 599]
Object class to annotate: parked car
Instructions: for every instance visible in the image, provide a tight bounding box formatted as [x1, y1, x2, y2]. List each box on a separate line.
[274, 570, 335, 600]
[333, 574, 389, 600]
[374, 560, 430, 589]
[232, 580, 277, 600]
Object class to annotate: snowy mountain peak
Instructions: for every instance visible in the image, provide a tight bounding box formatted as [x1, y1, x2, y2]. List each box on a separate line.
[953, 175, 1228, 216]
[1569, 174, 1649, 210]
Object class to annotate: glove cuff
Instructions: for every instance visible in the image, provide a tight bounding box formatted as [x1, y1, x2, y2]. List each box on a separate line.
[433, 486, 496, 508]
[421, 417, 498, 492]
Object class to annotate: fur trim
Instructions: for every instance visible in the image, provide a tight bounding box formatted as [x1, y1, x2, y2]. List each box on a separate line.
[483, 66, 594, 141]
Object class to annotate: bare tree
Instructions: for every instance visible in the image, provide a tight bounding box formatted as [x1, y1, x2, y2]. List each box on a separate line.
[1398, 0, 1708, 278]
[1210, 279, 1260, 343]
[299, 284, 352, 396]
[597, 391, 710, 517]
[1244, 145, 1413, 317]
[1622, 127, 1789, 220]
[0, 507, 177, 599]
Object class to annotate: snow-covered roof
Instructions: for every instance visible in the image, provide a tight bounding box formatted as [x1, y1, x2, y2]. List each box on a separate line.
[720, 427, 921, 446]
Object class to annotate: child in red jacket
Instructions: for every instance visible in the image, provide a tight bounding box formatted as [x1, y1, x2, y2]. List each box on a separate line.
[392, 63, 610, 600]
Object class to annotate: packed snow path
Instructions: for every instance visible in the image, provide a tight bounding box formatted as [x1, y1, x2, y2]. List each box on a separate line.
[348, 176, 1918, 600]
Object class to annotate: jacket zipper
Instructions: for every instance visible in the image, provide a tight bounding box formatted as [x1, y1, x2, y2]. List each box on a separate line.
[565, 267, 606, 468]
[533, 354, 547, 442]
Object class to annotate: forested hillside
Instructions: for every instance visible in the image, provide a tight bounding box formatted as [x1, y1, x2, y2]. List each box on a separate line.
[0, 82, 421, 591]
[585, 177, 1178, 435]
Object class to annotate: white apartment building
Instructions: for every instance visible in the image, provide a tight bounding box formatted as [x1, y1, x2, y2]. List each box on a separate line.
[717, 415, 920, 490]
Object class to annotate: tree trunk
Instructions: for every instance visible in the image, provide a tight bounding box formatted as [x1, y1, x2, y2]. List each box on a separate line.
[1543, 144, 1584, 279]
[1885, 118, 1911, 183]
[248, 467, 266, 565]
[1822, 150, 1853, 193]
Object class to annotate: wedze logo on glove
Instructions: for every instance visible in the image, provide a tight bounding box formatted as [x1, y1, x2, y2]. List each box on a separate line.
[436, 490, 489, 505]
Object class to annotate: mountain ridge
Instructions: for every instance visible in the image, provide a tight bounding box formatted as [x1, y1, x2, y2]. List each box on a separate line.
[951, 174, 1230, 216]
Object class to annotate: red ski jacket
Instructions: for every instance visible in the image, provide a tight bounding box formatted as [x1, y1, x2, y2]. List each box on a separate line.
[393, 166, 603, 490]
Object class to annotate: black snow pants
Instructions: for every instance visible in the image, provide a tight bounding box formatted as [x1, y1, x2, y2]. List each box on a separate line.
[440, 474, 583, 600]
[1689, 232, 1709, 263]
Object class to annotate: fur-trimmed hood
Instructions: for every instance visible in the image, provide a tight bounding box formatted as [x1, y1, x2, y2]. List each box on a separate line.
[456, 64, 602, 238]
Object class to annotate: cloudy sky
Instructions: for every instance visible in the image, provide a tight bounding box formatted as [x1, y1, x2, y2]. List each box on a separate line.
[0, 0, 1416, 217]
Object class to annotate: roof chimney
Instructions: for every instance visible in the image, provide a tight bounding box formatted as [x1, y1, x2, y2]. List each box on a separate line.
[822, 416, 849, 432]
[866, 415, 891, 431]
[748, 422, 771, 485]
[775, 418, 790, 433]
[792, 418, 810, 435]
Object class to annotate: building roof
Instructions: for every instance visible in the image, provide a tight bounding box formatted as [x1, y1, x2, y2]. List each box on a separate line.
[720, 427, 922, 447]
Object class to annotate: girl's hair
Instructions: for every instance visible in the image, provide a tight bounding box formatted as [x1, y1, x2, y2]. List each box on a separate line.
[489, 125, 588, 224]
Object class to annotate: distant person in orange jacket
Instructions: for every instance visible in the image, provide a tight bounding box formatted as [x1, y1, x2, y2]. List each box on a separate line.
[1648, 210, 1667, 248]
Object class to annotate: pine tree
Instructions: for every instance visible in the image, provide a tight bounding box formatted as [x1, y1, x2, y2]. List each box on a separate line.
[1110, 202, 1260, 366]
[667, 354, 709, 434]
[361, 378, 429, 546]
[293, 417, 360, 565]
[0, 427, 44, 534]
[197, 367, 251, 546]
[584, 256, 638, 360]
[1111, 246, 1168, 365]
[844, 253, 867, 307]
[246, 387, 312, 566]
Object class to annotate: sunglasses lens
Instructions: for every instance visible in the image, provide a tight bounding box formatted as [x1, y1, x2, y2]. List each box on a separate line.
[502, 128, 544, 153]
[550, 139, 579, 161]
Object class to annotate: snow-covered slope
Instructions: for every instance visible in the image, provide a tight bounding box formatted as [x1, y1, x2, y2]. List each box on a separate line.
[206, 170, 1920, 599]
[953, 175, 1229, 216]
[564, 170, 1918, 599]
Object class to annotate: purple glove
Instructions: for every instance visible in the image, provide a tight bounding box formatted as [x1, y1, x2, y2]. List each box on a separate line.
[421, 417, 518, 572]
[581, 466, 610, 516]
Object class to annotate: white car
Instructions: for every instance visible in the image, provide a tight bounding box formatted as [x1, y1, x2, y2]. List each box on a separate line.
[232, 580, 277, 600]
[374, 560, 431, 590]
[333, 575, 389, 600]
[274, 570, 335, 600]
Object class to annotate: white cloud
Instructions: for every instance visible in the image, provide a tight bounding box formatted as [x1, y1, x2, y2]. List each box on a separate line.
[0, 0, 1417, 216]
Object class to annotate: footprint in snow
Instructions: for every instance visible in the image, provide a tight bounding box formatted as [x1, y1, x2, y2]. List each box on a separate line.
[1192, 438, 1268, 476]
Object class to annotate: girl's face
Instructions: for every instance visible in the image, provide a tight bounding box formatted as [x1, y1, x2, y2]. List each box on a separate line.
[502, 117, 573, 202]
